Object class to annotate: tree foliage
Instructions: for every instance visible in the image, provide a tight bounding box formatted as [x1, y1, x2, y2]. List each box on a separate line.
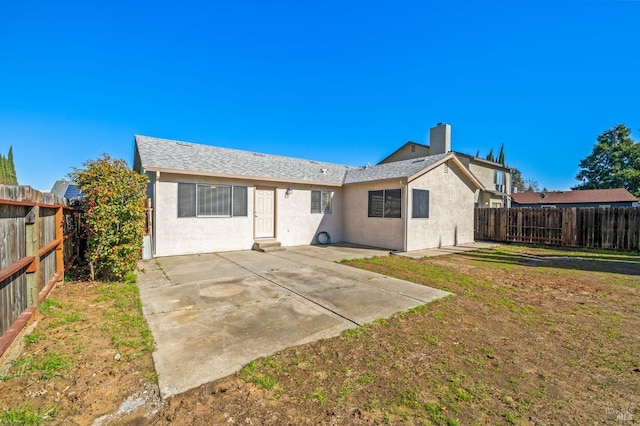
[525, 179, 540, 192]
[485, 148, 495, 163]
[510, 167, 525, 192]
[71, 154, 148, 281]
[497, 144, 505, 165]
[573, 124, 640, 197]
[0, 146, 18, 184]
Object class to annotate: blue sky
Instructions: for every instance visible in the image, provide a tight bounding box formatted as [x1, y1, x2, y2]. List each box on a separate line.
[1, 0, 638, 191]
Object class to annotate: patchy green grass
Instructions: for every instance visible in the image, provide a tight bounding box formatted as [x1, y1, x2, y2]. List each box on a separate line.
[95, 281, 154, 357]
[0, 277, 157, 424]
[38, 298, 84, 329]
[230, 245, 639, 424]
[8, 352, 72, 380]
[0, 405, 58, 425]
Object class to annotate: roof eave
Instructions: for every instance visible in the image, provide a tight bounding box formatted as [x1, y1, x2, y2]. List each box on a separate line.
[140, 166, 344, 187]
[407, 154, 484, 190]
[378, 141, 430, 164]
[343, 177, 409, 187]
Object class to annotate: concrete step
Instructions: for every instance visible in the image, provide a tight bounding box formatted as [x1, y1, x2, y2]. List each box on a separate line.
[252, 240, 285, 252]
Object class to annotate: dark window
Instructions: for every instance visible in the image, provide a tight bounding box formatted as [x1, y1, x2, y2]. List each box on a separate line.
[177, 183, 248, 217]
[412, 189, 429, 218]
[368, 190, 384, 217]
[233, 186, 248, 216]
[177, 183, 196, 217]
[368, 189, 401, 218]
[311, 190, 332, 214]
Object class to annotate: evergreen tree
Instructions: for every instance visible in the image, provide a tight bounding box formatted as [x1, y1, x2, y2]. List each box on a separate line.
[497, 144, 505, 165]
[0, 154, 7, 184]
[486, 148, 495, 162]
[7, 146, 17, 184]
[0, 147, 18, 184]
[510, 167, 525, 192]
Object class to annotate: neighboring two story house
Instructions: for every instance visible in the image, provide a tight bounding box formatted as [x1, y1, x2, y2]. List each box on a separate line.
[379, 123, 512, 208]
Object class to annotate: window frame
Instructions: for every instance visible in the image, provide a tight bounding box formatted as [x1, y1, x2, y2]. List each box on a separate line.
[310, 190, 332, 214]
[368, 188, 402, 219]
[495, 170, 506, 193]
[412, 189, 429, 219]
[177, 183, 248, 218]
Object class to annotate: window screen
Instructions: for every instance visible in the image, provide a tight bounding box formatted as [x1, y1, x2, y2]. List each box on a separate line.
[232, 186, 248, 216]
[177, 183, 196, 217]
[384, 189, 402, 218]
[311, 190, 332, 214]
[368, 190, 384, 217]
[412, 189, 429, 218]
[197, 185, 231, 216]
[368, 189, 401, 218]
[178, 183, 248, 217]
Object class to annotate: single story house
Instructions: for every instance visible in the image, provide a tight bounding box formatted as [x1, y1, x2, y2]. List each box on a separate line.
[511, 188, 639, 208]
[134, 134, 483, 258]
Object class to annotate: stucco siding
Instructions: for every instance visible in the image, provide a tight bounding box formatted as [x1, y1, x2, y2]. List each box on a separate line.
[153, 174, 255, 257]
[343, 184, 405, 250]
[406, 162, 476, 250]
[153, 174, 346, 256]
[469, 161, 511, 208]
[276, 186, 344, 246]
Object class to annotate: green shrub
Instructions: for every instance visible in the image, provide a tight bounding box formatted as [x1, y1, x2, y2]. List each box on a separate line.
[71, 155, 148, 281]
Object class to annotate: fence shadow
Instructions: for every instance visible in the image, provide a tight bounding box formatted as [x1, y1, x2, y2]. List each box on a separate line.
[462, 250, 640, 277]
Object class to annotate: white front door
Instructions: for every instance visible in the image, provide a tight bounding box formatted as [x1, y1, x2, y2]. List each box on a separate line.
[255, 188, 275, 238]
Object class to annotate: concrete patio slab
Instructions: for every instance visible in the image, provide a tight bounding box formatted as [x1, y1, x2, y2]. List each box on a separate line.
[138, 243, 489, 398]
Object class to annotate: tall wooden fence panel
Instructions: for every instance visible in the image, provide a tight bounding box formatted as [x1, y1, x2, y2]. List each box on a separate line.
[475, 207, 640, 250]
[0, 185, 80, 357]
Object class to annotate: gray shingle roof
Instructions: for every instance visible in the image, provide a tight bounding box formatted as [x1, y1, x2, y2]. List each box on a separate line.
[50, 179, 70, 197]
[134, 135, 454, 185]
[135, 135, 354, 185]
[50, 180, 82, 199]
[343, 153, 450, 184]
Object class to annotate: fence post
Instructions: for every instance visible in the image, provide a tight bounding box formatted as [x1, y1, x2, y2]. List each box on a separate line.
[55, 206, 64, 279]
[25, 205, 42, 310]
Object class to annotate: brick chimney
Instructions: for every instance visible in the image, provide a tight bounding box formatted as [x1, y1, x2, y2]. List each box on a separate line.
[429, 123, 451, 155]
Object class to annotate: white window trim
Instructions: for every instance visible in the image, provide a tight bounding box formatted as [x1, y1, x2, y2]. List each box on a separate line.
[311, 190, 332, 214]
[177, 183, 248, 218]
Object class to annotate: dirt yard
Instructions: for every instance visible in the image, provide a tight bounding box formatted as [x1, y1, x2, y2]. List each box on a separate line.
[1, 245, 638, 425]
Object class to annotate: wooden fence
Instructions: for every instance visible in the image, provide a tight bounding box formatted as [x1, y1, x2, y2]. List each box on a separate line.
[0, 185, 81, 357]
[475, 207, 640, 250]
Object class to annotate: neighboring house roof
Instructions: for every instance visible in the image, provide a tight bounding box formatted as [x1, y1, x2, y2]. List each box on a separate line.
[135, 135, 483, 189]
[512, 188, 638, 205]
[454, 151, 511, 171]
[378, 141, 430, 164]
[379, 141, 510, 172]
[344, 152, 482, 190]
[50, 180, 82, 199]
